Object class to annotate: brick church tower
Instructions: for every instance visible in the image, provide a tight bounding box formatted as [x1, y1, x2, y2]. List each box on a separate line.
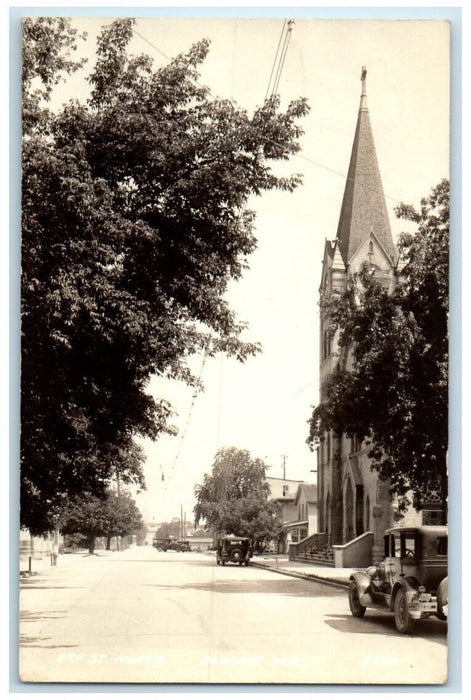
[317, 68, 399, 563]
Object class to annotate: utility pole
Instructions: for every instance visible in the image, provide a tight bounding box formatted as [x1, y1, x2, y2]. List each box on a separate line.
[282, 455, 287, 480]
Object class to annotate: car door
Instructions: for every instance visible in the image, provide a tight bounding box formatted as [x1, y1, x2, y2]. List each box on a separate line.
[386, 532, 401, 593]
[399, 531, 418, 580]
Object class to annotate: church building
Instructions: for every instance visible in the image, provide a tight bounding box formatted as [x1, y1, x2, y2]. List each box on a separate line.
[317, 68, 407, 564]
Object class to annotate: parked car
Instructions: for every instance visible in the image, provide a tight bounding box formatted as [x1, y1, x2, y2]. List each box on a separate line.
[348, 525, 448, 634]
[168, 540, 191, 552]
[216, 536, 252, 566]
[152, 537, 171, 551]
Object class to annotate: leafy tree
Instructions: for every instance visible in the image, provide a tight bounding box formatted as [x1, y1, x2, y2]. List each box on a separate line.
[22, 17, 87, 134]
[61, 489, 144, 554]
[194, 447, 283, 549]
[101, 490, 145, 550]
[153, 518, 183, 540]
[307, 180, 449, 513]
[21, 18, 309, 533]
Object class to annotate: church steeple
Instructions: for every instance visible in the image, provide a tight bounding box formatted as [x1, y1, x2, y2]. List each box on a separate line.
[335, 68, 396, 266]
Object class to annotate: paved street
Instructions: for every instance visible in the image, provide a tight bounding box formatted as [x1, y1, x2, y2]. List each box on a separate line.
[19, 546, 447, 684]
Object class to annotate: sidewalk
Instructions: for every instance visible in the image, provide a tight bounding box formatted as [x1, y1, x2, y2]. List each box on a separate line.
[19, 548, 127, 578]
[250, 554, 358, 588]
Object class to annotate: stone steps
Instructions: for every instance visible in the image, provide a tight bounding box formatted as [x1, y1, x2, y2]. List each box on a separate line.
[294, 549, 334, 566]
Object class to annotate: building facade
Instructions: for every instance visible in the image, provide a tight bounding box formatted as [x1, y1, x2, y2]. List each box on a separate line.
[265, 476, 303, 552]
[317, 69, 446, 565]
[318, 68, 400, 563]
[283, 483, 318, 546]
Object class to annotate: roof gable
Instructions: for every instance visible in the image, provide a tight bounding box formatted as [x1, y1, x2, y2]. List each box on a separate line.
[294, 483, 317, 505]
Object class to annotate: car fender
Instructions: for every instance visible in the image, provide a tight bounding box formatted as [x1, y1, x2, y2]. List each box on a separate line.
[350, 572, 374, 607]
[390, 578, 419, 612]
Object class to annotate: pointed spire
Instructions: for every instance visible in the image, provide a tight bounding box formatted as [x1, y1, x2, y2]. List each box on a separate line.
[335, 67, 397, 266]
[360, 66, 368, 111]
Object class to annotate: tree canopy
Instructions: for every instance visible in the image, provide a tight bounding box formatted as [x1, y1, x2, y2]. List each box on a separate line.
[21, 17, 309, 533]
[153, 518, 185, 540]
[61, 489, 144, 554]
[194, 447, 283, 547]
[307, 180, 449, 512]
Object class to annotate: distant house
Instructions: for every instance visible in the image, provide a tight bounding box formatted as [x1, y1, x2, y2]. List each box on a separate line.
[265, 476, 305, 553]
[282, 484, 318, 548]
[187, 530, 213, 550]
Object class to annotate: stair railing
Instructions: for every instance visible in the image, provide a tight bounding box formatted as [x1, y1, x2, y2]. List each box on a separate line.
[289, 532, 327, 560]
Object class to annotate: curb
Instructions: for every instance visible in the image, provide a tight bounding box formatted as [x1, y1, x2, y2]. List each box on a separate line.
[250, 561, 350, 590]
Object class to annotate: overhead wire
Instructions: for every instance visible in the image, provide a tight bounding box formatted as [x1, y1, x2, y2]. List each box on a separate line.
[130, 22, 402, 206]
[129, 20, 403, 488]
[269, 20, 295, 105]
[264, 19, 288, 104]
[161, 349, 208, 490]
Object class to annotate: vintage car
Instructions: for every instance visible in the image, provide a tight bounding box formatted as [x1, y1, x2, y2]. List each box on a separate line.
[153, 538, 191, 552]
[348, 525, 448, 634]
[216, 536, 252, 566]
[168, 540, 191, 552]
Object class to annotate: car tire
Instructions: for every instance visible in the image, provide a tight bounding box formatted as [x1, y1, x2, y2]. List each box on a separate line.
[394, 589, 417, 634]
[221, 560, 226, 566]
[231, 548, 244, 563]
[157, 547, 162, 552]
[348, 581, 366, 618]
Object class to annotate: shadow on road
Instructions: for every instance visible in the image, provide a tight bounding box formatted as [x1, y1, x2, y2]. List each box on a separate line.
[323, 612, 447, 645]
[144, 577, 345, 597]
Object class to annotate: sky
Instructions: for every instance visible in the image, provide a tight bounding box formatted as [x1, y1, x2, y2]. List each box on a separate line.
[18, 13, 451, 527]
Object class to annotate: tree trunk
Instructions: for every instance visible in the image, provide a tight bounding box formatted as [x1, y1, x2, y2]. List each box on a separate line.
[88, 534, 96, 554]
[106, 534, 111, 550]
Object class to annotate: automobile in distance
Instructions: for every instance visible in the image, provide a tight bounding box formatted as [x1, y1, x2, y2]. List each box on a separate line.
[152, 537, 171, 551]
[348, 525, 448, 634]
[216, 536, 252, 566]
[168, 540, 191, 552]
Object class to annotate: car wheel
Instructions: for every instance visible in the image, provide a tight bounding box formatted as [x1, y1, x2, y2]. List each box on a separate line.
[221, 560, 226, 566]
[348, 581, 366, 618]
[157, 547, 162, 551]
[231, 548, 243, 563]
[394, 589, 417, 634]
[436, 612, 447, 621]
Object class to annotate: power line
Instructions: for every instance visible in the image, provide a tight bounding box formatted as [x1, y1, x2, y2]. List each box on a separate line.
[265, 19, 288, 103]
[161, 349, 208, 490]
[131, 23, 402, 206]
[269, 20, 295, 104]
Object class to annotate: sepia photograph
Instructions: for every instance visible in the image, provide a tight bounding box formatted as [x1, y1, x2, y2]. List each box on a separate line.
[15, 8, 456, 688]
